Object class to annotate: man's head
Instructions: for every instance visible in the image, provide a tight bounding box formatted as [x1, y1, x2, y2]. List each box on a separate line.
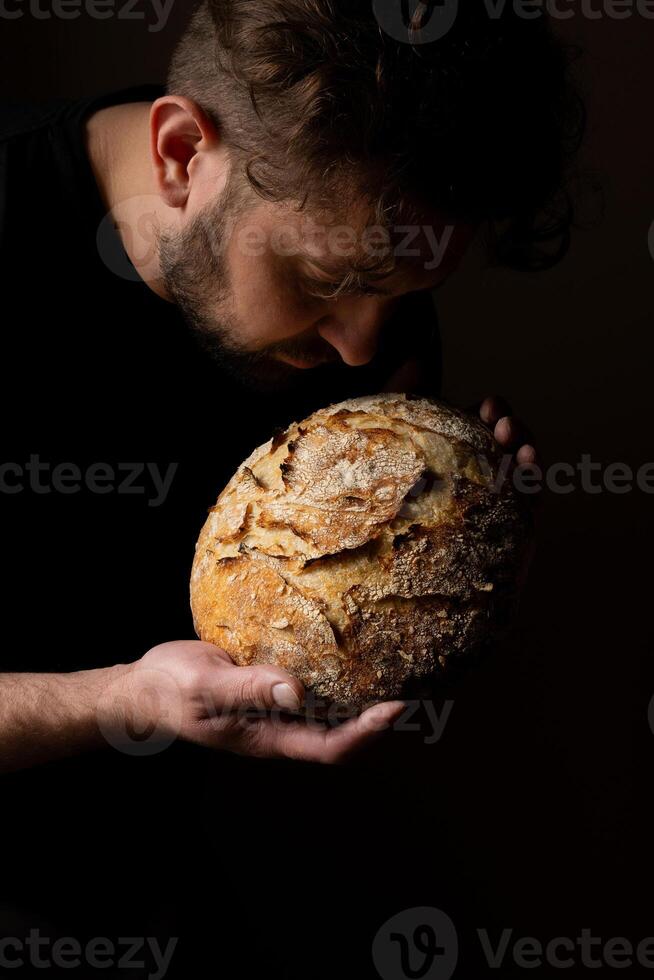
[152, 0, 581, 387]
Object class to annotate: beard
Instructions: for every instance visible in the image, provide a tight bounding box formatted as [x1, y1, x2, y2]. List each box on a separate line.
[157, 185, 338, 394]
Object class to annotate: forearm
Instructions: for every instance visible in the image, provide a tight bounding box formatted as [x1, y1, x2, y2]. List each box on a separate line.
[0, 665, 131, 774]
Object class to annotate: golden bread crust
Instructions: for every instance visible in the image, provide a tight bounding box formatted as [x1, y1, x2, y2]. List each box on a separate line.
[190, 394, 530, 713]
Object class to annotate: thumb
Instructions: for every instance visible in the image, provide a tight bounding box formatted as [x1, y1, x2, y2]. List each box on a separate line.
[214, 663, 305, 714]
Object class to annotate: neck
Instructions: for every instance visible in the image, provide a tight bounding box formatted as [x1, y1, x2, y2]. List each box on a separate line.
[85, 102, 172, 301]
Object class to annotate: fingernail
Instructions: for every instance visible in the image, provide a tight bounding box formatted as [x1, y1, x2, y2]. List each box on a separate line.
[272, 683, 301, 711]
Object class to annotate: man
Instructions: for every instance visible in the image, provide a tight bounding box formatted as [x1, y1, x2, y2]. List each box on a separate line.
[0, 0, 580, 974]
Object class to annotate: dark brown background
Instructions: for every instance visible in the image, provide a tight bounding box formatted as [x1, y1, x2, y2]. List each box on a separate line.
[1, 3, 652, 975]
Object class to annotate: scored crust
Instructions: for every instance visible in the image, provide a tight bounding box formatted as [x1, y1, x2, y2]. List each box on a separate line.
[190, 393, 530, 713]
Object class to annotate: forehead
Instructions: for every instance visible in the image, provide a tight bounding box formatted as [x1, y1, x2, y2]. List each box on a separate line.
[234, 196, 475, 287]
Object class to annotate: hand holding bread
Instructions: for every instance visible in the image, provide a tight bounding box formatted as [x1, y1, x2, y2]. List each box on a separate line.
[107, 640, 405, 762]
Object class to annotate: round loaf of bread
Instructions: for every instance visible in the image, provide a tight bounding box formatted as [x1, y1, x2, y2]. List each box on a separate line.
[190, 393, 531, 715]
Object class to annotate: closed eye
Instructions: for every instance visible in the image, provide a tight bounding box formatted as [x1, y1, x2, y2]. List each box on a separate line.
[302, 277, 391, 301]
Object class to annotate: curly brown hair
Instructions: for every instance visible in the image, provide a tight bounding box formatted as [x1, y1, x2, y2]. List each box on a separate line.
[167, 0, 584, 272]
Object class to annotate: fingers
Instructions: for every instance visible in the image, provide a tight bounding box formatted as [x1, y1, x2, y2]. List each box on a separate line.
[494, 417, 537, 463]
[493, 414, 525, 448]
[144, 646, 406, 763]
[478, 394, 538, 463]
[226, 699, 407, 764]
[479, 394, 512, 427]
[197, 658, 407, 762]
[210, 663, 306, 715]
[515, 443, 538, 466]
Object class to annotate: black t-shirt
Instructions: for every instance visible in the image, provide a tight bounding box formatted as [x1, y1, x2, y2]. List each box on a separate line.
[0, 86, 444, 977]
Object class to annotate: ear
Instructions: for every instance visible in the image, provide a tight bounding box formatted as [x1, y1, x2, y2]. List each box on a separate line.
[150, 95, 219, 208]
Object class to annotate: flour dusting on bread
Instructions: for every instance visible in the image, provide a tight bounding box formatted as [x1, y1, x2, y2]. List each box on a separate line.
[190, 394, 531, 713]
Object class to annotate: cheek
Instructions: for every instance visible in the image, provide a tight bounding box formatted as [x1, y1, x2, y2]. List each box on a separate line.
[229, 256, 320, 342]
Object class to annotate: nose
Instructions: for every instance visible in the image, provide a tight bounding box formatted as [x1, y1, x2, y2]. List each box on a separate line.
[315, 296, 394, 367]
